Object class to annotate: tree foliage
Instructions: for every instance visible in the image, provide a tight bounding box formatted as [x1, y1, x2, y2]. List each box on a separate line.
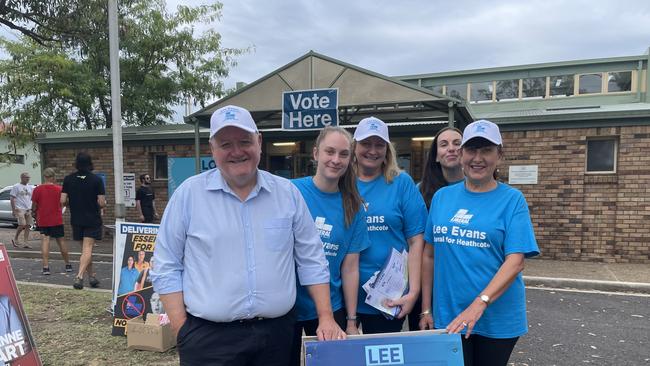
[0, 0, 245, 159]
[0, 0, 88, 45]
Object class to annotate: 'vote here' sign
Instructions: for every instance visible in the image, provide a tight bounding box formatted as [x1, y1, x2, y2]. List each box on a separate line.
[282, 88, 338, 130]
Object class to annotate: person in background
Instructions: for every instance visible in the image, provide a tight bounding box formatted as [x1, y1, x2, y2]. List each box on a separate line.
[61, 152, 106, 290]
[289, 126, 370, 366]
[151, 105, 344, 365]
[10, 172, 34, 249]
[31, 168, 72, 275]
[352, 116, 428, 334]
[408, 126, 464, 330]
[420, 120, 539, 366]
[136, 174, 158, 223]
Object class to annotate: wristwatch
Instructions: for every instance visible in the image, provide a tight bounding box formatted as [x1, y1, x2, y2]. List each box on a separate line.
[479, 294, 490, 305]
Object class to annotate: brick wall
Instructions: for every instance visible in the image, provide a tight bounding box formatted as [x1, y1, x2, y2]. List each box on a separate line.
[41, 139, 211, 243]
[41, 125, 650, 263]
[500, 125, 650, 263]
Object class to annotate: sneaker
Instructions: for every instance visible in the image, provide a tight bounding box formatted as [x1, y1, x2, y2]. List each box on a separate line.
[42, 267, 50, 275]
[89, 276, 100, 288]
[73, 277, 83, 290]
[65, 264, 73, 273]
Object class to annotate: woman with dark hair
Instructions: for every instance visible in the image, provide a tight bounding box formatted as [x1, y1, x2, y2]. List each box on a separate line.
[408, 126, 463, 331]
[419, 127, 464, 209]
[421, 120, 539, 366]
[289, 126, 370, 366]
[352, 117, 428, 334]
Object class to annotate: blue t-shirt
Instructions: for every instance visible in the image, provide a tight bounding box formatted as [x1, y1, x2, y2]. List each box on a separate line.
[292, 177, 371, 321]
[118, 267, 140, 296]
[356, 172, 428, 314]
[424, 182, 539, 338]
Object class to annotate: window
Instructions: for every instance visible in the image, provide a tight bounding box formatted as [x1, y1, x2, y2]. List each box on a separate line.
[579, 73, 602, 94]
[154, 154, 168, 180]
[423, 85, 443, 94]
[2, 154, 25, 164]
[586, 138, 617, 173]
[470, 82, 493, 102]
[496, 80, 519, 101]
[607, 71, 632, 92]
[550, 75, 574, 97]
[445, 83, 467, 101]
[522, 77, 546, 98]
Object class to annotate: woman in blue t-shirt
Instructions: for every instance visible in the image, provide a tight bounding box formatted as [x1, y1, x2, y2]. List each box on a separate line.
[352, 117, 428, 334]
[408, 126, 464, 331]
[289, 126, 370, 366]
[422, 120, 540, 366]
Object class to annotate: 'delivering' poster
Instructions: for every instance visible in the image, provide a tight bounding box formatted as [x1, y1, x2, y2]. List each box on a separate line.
[111, 222, 161, 336]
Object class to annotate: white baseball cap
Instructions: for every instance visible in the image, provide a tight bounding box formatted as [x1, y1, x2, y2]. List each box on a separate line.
[461, 119, 503, 147]
[353, 117, 390, 143]
[210, 105, 258, 139]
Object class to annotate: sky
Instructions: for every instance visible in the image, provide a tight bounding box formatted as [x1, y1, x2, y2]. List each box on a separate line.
[202, 0, 650, 89]
[2, 0, 650, 122]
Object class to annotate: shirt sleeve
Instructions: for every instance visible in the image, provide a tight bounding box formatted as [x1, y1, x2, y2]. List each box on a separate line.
[504, 191, 540, 258]
[97, 176, 106, 195]
[347, 206, 370, 253]
[31, 188, 39, 205]
[151, 185, 188, 294]
[135, 188, 143, 201]
[400, 174, 428, 239]
[290, 184, 330, 286]
[61, 176, 69, 194]
[9, 185, 18, 198]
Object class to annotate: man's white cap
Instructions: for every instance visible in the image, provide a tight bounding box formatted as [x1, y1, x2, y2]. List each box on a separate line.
[209, 105, 258, 139]
[353, 117, 390, 143]
[461, 119, 503, 146]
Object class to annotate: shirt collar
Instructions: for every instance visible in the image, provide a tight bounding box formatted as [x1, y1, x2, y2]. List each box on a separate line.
[205, 169, 272, 196]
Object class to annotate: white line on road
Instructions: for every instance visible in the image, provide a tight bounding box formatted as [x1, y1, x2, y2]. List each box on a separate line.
[526, 285, 650, 297]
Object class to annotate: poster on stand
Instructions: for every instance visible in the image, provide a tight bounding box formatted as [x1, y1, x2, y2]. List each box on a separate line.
[0, 244, 42, 365]
[111, 222, 161, 336]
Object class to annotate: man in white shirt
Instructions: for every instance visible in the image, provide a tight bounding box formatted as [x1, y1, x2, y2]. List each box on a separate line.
[10, 172, 34, 248]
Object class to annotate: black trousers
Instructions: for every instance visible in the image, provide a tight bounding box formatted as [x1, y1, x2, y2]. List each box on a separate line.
[357, 313, 405, 334]
[177, 311, 296, 366]
[461, 334, 519, 366]
[407, 294, 423, 331]
[288, 309, 347, 366]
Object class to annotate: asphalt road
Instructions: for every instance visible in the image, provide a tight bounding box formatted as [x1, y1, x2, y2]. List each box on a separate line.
[510, 288, 649, 366]
[10, 257, 114, 291]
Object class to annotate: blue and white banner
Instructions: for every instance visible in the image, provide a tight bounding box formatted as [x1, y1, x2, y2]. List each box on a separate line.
[282, 88, 338, 130]
[304, 331, 463, 366]
[167, 157, 215, 197]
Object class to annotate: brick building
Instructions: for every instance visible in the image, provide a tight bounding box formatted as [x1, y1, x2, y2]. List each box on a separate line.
[37, 51, 650, 263]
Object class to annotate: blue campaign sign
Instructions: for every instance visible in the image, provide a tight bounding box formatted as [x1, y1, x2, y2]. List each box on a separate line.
[282, 88, 338, 130]
[305, 332, 463, 366]
[167, 156, 215, 197]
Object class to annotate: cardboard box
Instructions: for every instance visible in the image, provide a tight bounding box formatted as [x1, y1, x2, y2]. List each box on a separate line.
[127, 314, 176, 352]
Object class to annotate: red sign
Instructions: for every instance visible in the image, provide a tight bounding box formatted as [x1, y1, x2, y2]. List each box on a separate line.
[0, 244, 42, 365]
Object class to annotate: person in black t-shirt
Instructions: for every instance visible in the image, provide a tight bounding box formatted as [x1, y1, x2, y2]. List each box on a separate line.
[135, 174, 158, 223]
[61, 152, 106, 290]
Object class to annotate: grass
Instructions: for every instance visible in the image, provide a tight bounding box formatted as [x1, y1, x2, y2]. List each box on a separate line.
[17, 283, 179, 366]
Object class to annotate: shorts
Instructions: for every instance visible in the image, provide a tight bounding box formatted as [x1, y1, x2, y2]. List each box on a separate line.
[40, 225, 65, 238]
[72, 225, 103, 241]
[16, 209, 33, 226]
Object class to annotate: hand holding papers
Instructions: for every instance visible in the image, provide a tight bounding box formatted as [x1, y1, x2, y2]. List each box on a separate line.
[362, 248, 409, 319]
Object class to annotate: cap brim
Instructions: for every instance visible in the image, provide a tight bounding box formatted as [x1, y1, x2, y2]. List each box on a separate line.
[210, 123, 258, 138]
[353, 132, 390, 143]
[461, 136, 502, 147]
